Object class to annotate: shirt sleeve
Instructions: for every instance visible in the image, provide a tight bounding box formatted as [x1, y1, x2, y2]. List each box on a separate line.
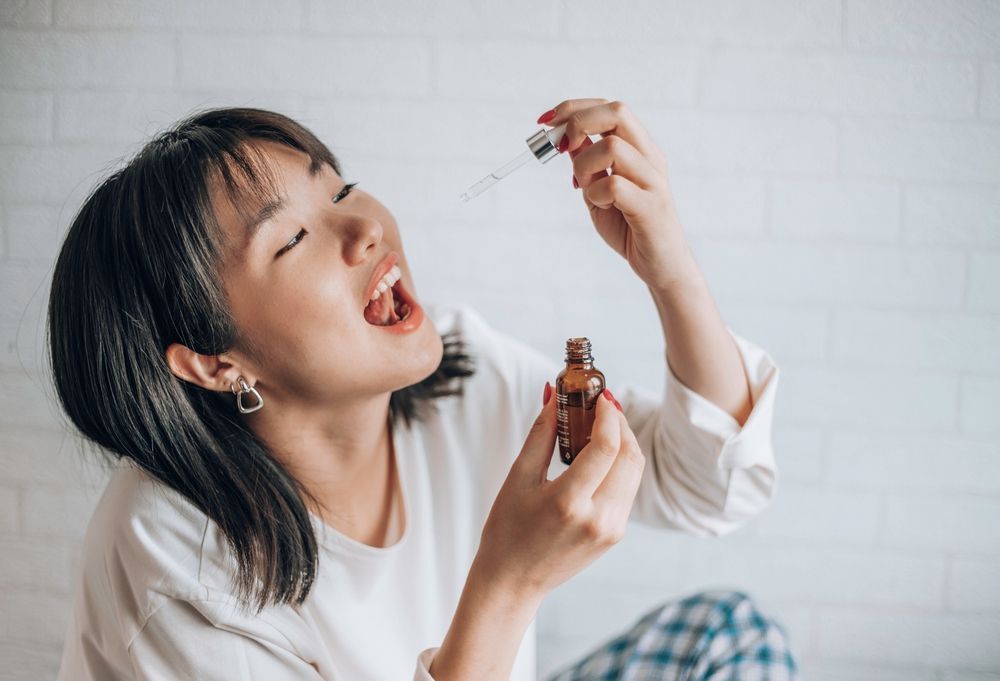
[415, 647, 439, 680]
[492, 317, 781, 538]
[128, 598, 325, 681]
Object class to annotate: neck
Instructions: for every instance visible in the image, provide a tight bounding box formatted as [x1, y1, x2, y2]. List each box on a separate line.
[249, 391, 395, 531]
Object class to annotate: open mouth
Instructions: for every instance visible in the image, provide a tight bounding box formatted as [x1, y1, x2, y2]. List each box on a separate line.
[363, 277, 415, 327]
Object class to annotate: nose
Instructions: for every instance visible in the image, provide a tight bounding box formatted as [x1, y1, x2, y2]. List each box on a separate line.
[345, 217, 384, 266]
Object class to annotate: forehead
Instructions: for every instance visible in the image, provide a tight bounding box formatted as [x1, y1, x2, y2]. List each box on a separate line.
[209, 140, 338, 255]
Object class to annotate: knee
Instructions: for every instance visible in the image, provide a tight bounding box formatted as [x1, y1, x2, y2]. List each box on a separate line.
[664, 589, 790, 638]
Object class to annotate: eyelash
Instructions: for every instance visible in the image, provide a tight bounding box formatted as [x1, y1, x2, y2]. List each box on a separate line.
[276, 182, 358, 257]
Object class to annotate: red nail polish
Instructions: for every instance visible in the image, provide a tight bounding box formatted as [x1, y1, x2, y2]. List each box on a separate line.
[603, 388, 616, 403]
[572, 175, 579, 189]
[613, 399, 623, 413]
[537, 109, 557, 124]
[543, 381, 553, 406]
[558, 136, 569, 153]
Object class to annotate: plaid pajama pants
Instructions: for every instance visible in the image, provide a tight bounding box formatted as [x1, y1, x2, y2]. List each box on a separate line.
[543, 590, 800, 681]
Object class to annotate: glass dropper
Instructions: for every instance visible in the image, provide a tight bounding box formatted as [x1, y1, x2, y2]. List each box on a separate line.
[460, 122, 568, 202]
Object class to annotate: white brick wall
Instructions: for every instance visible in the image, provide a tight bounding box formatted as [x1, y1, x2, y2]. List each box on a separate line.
[0, 1, 997, 679]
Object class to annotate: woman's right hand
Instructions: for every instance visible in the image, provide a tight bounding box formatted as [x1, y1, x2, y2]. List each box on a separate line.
[472, 383, 646, 602]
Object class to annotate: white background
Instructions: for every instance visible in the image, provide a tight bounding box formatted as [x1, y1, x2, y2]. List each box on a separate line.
[1, 1, 999, 679]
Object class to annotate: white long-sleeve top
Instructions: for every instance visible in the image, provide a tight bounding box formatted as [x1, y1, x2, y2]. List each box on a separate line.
[57, 302, 781, 681]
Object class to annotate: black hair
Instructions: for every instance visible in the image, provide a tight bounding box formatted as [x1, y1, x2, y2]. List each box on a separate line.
[45, 107, 476, 611]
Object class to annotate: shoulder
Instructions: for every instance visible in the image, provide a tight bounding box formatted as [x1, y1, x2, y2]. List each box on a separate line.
[75, 463, 225, 626]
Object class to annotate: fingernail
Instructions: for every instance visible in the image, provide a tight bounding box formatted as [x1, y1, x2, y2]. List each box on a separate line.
[537, 109, 557, 125]
[613, 399, 623, 413]
[572, 175, 579, 189]
[558, 136, 569, 153]
[543, 381, 553, 406]
[603, 388, 615, 403]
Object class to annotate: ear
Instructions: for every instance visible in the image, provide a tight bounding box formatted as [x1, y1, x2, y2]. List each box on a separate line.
[164, 342, 247, 393]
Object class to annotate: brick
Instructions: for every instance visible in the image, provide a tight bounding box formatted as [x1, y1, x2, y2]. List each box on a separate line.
[770, 180, 900, 243]
[833, 309, 1000, 372]
[565, 0, 841, 48]
[716, 302, 829, 363]
[703, 51, 976, 117]
[949, 558, 1000, 611]
[0, 540, 71, 590]
[5, 204, 67, 264]
[437, 42, 699, 106]
[884, 494, 1000, 552]
[0, 145, 128, 205]
[983, 62, 1000, 119]
[817, 609, 1000, 667]
[829, 433, 1000, 494]
[780, 367, 957, 430]
[959, 376, 1000, 436]
[572, 532, 688, 592]
[841, 119, 1000, 182]
[672, 176, 766, 237]
[967, 253, 1000, 312]
[771, 427, 825, 484]
[304, 97, 517, 163]
[807, 662, 941, 681]
[847, 0, 1000, 56]
[0, 591, 72, 645]
[754, 485, 881, 545]
[0, 429, 110, 487]
[0, 371, 64, 432]
[0, 642, 62, 680]
[22, 485, 102, 539]
[0, 319, 49, 375]
[55, 0, 302, 29]
[0, 264, 51, 324]
[688, 542, 945, 608]
[310, 0, 556, 38]
[179, 35, 429, 96]
[0, 0, 50, 26]
[650, 112, 837, 175]
[0, 486, 16, 535]
[538, 580, 696, 640]
[0, 30, 174, 88]
[55, 91, 213, 143]
[690, 241, 965, 308]
[0, 91, 52, 142]
[904, 186, 1000, 246]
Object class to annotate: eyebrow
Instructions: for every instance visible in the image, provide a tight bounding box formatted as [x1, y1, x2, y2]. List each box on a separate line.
[244, 196, 286, 247]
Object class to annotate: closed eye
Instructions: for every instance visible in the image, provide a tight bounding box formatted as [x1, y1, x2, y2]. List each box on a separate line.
[275, 182, 359, 258]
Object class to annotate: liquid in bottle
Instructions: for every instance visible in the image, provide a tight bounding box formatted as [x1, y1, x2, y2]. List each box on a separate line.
[555, 337, 606, 465]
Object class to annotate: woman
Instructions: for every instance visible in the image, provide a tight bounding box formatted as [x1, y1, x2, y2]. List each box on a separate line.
[49, 100, 798, 680]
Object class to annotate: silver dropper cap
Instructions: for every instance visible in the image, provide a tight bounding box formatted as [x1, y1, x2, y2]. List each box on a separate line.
[525, 122, 567, 164]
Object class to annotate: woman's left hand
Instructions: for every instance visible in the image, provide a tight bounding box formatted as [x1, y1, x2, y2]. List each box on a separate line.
[539, 98, 695, 292]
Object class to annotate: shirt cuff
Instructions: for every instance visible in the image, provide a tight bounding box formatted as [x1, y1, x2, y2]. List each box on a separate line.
[415, 646, 440, 680]
[664, 326, 780, 473]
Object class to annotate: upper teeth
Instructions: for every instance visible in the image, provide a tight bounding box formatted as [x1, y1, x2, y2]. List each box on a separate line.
[370, 265, 401, 301]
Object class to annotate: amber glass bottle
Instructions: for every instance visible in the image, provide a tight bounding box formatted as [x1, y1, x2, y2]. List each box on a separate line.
[555, 337, 606, 465]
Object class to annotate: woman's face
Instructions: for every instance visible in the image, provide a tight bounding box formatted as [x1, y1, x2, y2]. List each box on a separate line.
[212, 140, 443, 408]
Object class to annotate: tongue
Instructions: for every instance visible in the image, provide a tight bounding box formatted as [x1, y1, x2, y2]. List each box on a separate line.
[364, 286, 400, 326]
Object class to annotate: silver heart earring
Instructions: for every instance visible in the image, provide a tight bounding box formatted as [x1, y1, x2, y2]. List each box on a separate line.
[230, 375, 264, 414]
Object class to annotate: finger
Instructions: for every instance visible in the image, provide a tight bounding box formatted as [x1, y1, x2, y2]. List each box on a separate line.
[547, 100, 660, 163]
[553, 390, 621, 499]
[572, 135, 660, 192]
[590, 409, 645, 514]
[513, 382, 559, 485]
[581, 172, 648, 219]
[568, 136, 609, 187]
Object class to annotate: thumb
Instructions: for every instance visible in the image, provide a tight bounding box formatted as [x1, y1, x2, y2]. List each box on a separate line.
[515, 381, 558, 484]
